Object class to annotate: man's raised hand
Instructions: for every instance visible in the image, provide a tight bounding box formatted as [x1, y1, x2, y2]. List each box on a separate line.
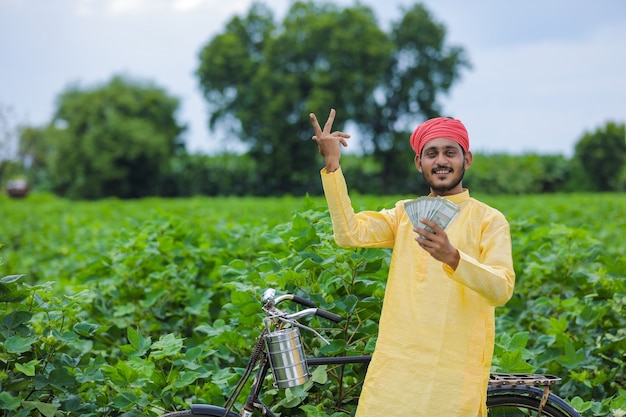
[310, 108, 350, 172]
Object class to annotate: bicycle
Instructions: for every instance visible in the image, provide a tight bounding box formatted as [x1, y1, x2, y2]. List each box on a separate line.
[159, 288, 581, 417]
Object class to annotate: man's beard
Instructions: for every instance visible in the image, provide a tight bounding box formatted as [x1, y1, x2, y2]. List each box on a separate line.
[423, 166, 465, 194]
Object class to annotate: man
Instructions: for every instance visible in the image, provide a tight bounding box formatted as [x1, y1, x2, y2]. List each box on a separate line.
[310, 109, 515, 416]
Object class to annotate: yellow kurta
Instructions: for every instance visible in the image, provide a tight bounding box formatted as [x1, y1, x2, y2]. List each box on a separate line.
[321, 167, 515, 417]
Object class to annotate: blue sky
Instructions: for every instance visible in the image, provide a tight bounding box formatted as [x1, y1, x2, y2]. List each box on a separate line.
[1, 0, 625, 157]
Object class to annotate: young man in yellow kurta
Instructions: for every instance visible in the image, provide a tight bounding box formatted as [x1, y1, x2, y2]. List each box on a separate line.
[310, 109, 515, 417]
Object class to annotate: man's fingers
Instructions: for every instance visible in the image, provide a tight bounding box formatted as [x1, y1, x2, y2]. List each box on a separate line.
[309, 113, 323, 137]
[322, 108, 336, 134]
[421, 219, 443, 233]
[311, 109, 350, 146]
[310, 109, 338, 137]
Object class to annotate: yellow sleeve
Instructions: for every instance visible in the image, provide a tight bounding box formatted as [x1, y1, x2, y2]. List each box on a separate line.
[443, 213, 515, 306]
[320, 167, 397, 248]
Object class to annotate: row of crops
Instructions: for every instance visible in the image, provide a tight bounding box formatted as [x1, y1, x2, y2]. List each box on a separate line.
[1, 192, 625, 416]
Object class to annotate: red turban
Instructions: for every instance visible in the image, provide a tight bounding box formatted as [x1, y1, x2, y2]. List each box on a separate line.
[410, 117, 469, 156]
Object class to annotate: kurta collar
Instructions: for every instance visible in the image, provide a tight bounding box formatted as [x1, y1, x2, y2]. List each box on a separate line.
[429, 189, 470, 204]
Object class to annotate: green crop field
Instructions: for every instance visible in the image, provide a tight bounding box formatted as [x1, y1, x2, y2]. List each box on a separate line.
[1, 192, 625, 416]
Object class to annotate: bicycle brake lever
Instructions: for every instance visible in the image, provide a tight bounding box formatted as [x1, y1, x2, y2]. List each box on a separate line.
[291, 321, 330, 345]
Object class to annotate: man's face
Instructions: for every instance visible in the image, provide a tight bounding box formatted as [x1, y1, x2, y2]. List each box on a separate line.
[415, 138, 472, 196]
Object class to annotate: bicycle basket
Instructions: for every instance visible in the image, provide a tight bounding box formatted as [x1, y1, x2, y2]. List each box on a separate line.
[265, 327, 309, 388]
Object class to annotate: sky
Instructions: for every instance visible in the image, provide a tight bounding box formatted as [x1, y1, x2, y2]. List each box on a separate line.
[1, 0, 625, 158]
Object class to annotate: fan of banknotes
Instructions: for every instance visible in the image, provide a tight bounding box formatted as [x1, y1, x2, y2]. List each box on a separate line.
[405, 196, 460, 233]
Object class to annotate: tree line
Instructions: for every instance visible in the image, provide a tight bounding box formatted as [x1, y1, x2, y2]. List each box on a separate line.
[2, 1, 625, 199]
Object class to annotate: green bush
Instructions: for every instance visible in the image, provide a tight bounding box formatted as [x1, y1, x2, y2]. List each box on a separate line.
[0, 274, 101, 416]
[2, 193, 626, 416]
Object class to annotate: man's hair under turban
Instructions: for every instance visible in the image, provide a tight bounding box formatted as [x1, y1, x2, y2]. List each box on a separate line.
[410, 117, 470, 156]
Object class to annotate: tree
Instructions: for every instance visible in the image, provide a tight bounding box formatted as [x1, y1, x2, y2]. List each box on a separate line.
[47, 76, 186, 199]
[196, 1, 468, 194]
[355, 4, 470, 193]
[18, 125, 53, 190]
[573, 121, 626, 191]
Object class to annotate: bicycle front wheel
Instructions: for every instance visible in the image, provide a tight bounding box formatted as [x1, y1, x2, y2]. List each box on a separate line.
[487, 385, 581, 417]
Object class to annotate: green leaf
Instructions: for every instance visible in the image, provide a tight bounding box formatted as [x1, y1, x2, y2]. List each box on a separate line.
[111, 390, 138, 409]
[173, 371, 199, 388]
[508, 332, 529, 350]
[335, 294, 358, 314]
[2, 310, 33, 329]
[0, 285, 30, 303]
[299, 404, 326, 417]
[73, 321, 101, 337]
[360, 257, 384, 273]
[143, 288, 168, 308]
[0, 274, 24, 283]
[318, 340, 347, 356]
[103, 360, 140, 385]
[0, 392, 21, 410]
[127, 356, 156, 379]
[127, 327, 151, 353]
[569, 396, 594, 413]
[575, 303, 605, 327]
[61, 353, 81, 367]
[15, 359, 39, 376]
[495, 349, 536, 373]
[151, 333, 184, 359]
[5, 335, 37, 353]
[114, 304, 136, 317]
[547, 316, 568, 335]
[49, 367, 78, 389]
[275, 387, 304, 409]
[22, 401, 58, 417]
[556, 342, 587, 370]
[61, 395, 84, 412]
[310, 365, 328, 384]
[298, 251, 324, 263]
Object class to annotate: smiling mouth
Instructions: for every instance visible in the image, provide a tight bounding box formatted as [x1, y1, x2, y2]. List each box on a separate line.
[432, 167, 453, 175]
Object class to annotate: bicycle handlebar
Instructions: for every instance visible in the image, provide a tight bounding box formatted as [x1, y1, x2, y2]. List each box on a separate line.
[264, 289, 343, 324]
[290, 294, 342, 323]
[292, 295, 315, 308]
[313, 307, 342, 323]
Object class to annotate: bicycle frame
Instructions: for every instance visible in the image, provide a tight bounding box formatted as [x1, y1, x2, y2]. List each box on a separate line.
[169, 289, 580, 417]
[189, 353, 574, 417]
[190, 353, 373, 417]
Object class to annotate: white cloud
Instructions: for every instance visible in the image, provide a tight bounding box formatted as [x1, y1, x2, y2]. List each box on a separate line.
[2, 0, 625, 156]
[439, 19, 626, 156]
[109, 0, 151, 15]
[74, 0, 101, 16]
[74, 0, 260, 17]
[172, 0, 205, 12]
